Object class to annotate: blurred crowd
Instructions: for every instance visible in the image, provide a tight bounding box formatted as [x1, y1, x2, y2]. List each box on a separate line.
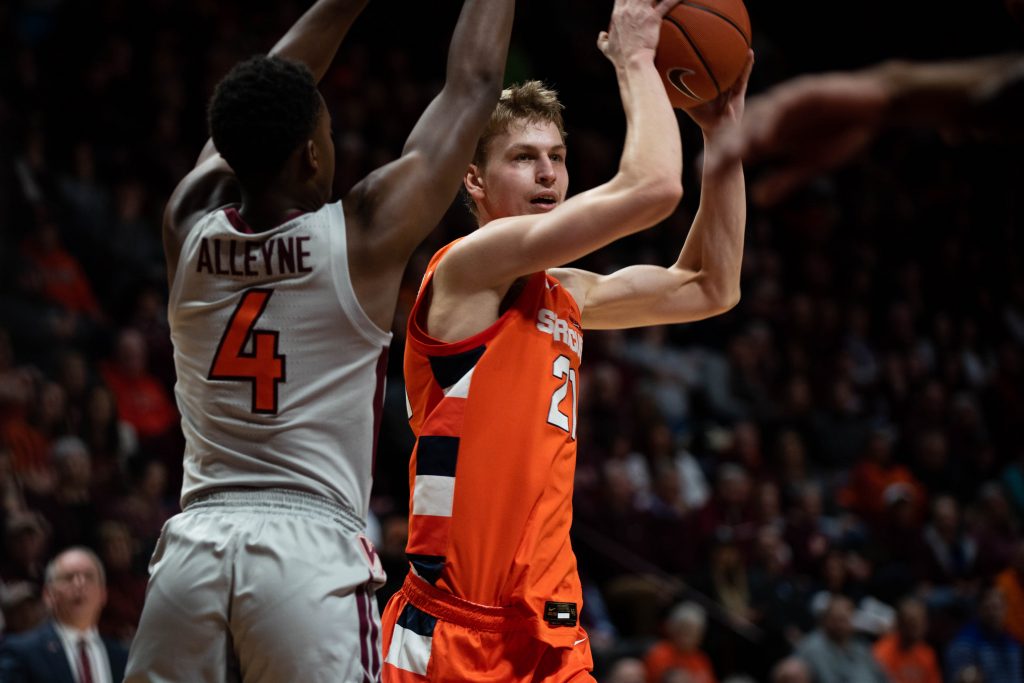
[1, 1, 1023, 681]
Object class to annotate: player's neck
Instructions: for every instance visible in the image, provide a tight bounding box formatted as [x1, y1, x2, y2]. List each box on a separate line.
[238, 186, 324, 233]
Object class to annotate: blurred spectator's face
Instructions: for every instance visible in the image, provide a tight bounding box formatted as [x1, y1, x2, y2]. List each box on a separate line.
[605, 658, 646, 683]
[979, 589, 1006, 631]
[865, 432, 892, 464]
[773, 659, 812, 683]
[87, 385, 116, 424]
[8, 525, 47, 564]
[822, 597, 854, 643]
[117, 330, 148, 376]
[60, 352, 88, 396]
[141, 460, 168, 499]
[898, 601, 927, 643]
[785, 377, 812, 414]
[669, 619, 704, 652]
[44, 550, 106, 630]
[778, 430, 806, 473]
[932, 497, 959, 536]
[756, 482, 780, 518]
[467, 119, 568, 223]
[711, 542, 742, 573]
[101, 525, 134, 572]
[718, 469, 750, 505]
[58, 449, 91, 486]
[38, 382, 67, 427]
[662, 670, 696, 683]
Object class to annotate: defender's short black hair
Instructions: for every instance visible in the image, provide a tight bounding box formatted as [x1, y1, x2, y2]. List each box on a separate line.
[208, 55, 321, 183]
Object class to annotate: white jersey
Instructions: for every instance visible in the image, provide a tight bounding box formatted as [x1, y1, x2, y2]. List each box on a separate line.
[168, 201, 391, 516]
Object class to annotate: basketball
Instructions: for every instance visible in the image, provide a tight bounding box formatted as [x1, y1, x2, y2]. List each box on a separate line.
[655, 0, 751, 109]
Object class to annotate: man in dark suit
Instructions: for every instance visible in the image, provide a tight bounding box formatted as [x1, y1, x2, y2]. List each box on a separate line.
[0, 546, 128, 682]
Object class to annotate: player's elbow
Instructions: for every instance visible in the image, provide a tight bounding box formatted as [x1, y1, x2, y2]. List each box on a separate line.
[637, 177, 684, 222]
[448, 62, 505, 106]
[706, 283, 741, 317]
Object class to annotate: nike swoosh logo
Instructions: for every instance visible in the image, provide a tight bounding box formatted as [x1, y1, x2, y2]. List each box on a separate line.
[667, 67, 701, 101]
[574, 637, 588, 647]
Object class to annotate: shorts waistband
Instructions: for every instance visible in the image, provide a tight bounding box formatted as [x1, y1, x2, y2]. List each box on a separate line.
[400, 574, 527, 633]
[183, 488, 363, 533]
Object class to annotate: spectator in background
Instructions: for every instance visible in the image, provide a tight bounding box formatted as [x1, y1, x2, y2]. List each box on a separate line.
[605, 658, 647, 683]
[0, 581, 46, 636]
[945, 585, 1023, 683]
[769, 657, 811, 683]
[96, 521, 146, 644]
[796, 594, 888, 683]
[839, 425, 925, 529]
[0, 512, 50, 588]
[994, 540, 1024, 645]
[0, 547, 128, 682]
[77, 383, 136, 490]
[18, 216, 102, 323]
[919, 495, 984, 599]
[99, 329, 176, 448]
[644, 602, 718, 683]
[873, 596, 942, 683]
[25, 436, 98, 552]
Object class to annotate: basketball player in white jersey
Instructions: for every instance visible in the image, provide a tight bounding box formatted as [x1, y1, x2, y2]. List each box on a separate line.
[123, 1, 515, 681]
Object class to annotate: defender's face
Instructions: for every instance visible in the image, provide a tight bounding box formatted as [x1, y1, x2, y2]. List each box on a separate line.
[469, 120, 568, 223]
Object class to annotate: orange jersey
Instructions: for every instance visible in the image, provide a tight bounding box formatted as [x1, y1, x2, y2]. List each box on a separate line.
[872, 634, 942, 683]
[403, 241, 584, 648]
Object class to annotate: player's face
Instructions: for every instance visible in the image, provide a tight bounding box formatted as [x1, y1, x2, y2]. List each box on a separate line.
[470, 120, 568, 223]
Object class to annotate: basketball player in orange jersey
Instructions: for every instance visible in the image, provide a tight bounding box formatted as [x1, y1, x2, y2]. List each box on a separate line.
[123, 0, 515, 681]
[379, 0, 753, 679]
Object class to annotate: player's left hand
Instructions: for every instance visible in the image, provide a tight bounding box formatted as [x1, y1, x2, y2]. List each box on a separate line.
[686, 49, 753, 135]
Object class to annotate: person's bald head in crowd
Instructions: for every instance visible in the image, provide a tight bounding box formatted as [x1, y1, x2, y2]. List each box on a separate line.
[771, 657, 812, 683]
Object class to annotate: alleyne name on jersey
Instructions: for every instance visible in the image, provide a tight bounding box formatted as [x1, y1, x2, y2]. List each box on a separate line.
[194, 235, 314, 277]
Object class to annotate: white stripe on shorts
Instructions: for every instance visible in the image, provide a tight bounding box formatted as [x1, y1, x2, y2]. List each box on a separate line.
[384, 622, 432, 676]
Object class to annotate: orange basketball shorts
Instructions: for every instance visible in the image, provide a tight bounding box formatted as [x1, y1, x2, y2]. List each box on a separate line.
[380, 575, 595, 682]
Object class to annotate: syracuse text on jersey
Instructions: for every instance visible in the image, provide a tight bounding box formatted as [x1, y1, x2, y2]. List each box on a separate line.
[536, 307, 582, 357]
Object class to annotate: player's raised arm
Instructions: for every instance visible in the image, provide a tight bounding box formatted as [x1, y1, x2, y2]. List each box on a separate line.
[711, 52, 1024, 206]
[344, 0, 515, 260]
[561, 52, 752, 330]
[163, 0, 370, 280]
[269, 0, 370, 81]
[435, 0, 684, 295]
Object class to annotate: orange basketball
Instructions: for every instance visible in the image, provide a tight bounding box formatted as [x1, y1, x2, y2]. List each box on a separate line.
[655, 0, 751, 109]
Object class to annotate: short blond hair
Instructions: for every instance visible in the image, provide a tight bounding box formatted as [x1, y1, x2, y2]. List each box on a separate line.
[472, 81, 566, 167]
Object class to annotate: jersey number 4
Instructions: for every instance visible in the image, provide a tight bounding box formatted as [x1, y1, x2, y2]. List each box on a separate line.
[547, 354, 578, 440]
[209, 288, 286, 414]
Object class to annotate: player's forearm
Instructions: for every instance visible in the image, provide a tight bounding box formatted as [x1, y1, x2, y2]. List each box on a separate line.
[875, 53, 1024, 139]
[443, 0, 515, 98]
[614, 55, 684, 202]
[270, 0, 370, 82]
[673, 132, 745, 310]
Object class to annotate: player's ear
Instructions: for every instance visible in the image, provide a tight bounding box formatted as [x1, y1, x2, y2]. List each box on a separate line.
[303, 139, 319, 176]
[464, 163, 485, 201]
